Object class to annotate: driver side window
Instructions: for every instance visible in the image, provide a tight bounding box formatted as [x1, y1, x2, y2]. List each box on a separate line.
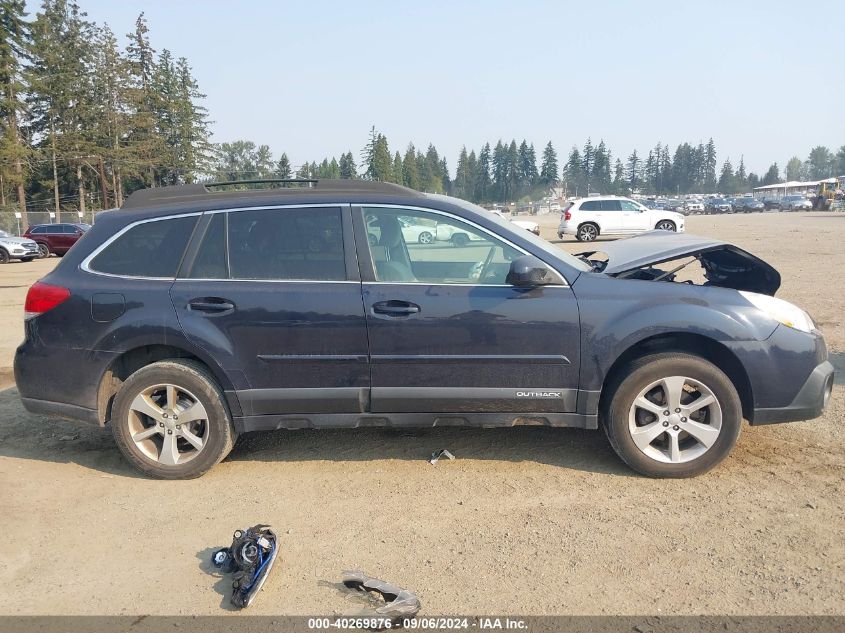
[620, 200, 642, 211]
[363, 207, 521, 285]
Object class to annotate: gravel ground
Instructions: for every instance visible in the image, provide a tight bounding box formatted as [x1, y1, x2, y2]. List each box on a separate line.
[0, 211, 842, 616]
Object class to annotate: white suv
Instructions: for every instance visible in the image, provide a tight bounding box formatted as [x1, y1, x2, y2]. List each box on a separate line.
[558, 196, 685, 242]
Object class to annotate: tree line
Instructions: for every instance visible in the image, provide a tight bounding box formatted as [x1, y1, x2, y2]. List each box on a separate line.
[2, 1, 844, 231]
[0, 0, 211, 226]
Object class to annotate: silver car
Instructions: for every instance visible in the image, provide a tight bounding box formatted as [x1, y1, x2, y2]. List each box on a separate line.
[779, 195, 813, 211]
[0, 229, 40, 264]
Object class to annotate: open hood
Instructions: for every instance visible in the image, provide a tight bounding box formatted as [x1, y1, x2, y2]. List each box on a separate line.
[577, 230, 781, 295]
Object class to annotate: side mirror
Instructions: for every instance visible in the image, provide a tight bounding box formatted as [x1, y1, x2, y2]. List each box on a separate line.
[506, 255, 556, 287]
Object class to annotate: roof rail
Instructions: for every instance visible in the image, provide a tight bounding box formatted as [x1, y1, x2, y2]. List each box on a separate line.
[121, 178, 422, 210]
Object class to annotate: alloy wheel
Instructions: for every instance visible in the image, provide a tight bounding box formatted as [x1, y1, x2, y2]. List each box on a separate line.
[418, 231, 433, 244]
[657, 221, 676, 231]
[38, 243, 49, 258]
[127, 383, 210, 466]
[627, 375, 722, 464]
[579, 225, 597, 241]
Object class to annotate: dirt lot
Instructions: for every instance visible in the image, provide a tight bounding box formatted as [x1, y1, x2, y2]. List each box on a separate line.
[0, 212, 842, 616]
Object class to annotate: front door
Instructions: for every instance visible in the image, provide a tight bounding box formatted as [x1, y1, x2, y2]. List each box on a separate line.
[356, 206, 581, 415]
[170, 205, 370, 417]
[620, 200, 651, 231]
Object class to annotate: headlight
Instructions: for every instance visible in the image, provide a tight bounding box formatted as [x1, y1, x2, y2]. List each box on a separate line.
[739, 291, 815, 333]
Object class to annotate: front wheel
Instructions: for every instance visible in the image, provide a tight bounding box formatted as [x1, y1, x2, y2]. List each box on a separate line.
[602, 352, 742, 478]
[418, 231, 433, 244]
[0, 249, 8, 264]
[655, 220, 676, 231]
[110, 359, 237, 479]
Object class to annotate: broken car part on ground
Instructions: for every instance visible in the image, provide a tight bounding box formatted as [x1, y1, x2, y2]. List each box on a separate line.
[212, 525, 279, 608]
[342, 570, 422, 623]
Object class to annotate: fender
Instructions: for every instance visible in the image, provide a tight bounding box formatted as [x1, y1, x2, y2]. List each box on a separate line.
[571, 273, 779, 392]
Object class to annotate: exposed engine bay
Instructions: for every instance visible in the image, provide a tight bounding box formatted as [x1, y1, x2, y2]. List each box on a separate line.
[577, 231, 781, 296]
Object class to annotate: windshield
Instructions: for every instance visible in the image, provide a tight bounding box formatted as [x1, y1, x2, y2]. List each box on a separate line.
[0, 230, 10, 238]
[425, 193, 591, 274]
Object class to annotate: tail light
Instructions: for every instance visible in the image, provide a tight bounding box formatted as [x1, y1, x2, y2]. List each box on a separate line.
[564, 210, 572, 221]
[24, 282, 70, 320]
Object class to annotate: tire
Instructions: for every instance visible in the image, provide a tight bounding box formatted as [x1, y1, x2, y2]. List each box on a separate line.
[110, 359, 237, 479]
[21, 257, 34, 262]
[367, 233, 378, 246]
[37, 243, 50, 258]
[0, 248, 8, 264]
[602, 352, 742, 478]
[576, 223, 598, 242]
[451, 233, 469, 247]
[655, 220, 676, 231]
[418, 231, 433, 244]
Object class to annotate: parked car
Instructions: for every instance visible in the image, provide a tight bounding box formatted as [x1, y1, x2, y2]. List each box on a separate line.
[779, 195, 813, 211]
[734, 198, 765, 213]
[557, 196, 684, 242]
[23, 222, 91, 257]
[489, 209, 541, 235]
[0, 229, 40, 264]
[15, 180, 833, 479]
[705, 198, 733, 214]
[683, 200, 705, 214]
[762, 198, 782, 210]
[368, 215, 437, 244]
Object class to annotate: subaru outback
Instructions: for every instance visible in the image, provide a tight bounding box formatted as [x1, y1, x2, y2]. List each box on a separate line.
[14, 180, 834, 479]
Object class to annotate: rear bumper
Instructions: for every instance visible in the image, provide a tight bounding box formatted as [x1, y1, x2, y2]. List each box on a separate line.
[752, 361, 834, 425]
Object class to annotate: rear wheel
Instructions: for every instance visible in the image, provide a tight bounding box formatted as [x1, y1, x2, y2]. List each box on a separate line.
[110, 359, 237, 479]
[602, 352, 742, 478]
[37, 243, 50, 258]
[655, 220, 676, 231]
[451, 233, 469, 247]
[576, 223, 598, 242]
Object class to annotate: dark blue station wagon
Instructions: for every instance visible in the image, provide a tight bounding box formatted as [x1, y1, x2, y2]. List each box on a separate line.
[14, 180, 834, 479]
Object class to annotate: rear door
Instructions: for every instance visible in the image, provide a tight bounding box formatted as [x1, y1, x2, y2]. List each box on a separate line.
[355, 205, 581, 416]
[597, 200, 625, 232]
[170, 205, 370, 418]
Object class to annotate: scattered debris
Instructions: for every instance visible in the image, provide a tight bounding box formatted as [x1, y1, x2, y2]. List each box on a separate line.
[805, 502, 817, 509]
[212, 525, 278, 608]
[341, 570, 421, 624]
[428, 449, 454, 465]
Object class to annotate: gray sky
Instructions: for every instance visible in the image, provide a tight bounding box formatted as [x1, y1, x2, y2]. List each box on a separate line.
[42, 0, 845, 174]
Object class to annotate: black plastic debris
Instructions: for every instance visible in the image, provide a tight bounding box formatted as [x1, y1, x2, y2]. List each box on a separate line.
[212, 525, 278, 608]
[428, 449, 455, 464]
[342, 570, 421, 624]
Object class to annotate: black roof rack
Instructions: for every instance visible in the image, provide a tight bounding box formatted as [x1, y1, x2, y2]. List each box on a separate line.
[122, 178, 422, 210]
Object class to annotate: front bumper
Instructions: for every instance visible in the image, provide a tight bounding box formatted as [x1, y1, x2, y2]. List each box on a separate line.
[752, 361, 834, 424]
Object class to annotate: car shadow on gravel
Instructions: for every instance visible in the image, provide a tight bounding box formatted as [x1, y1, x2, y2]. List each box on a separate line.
[0, 384, 632, 477]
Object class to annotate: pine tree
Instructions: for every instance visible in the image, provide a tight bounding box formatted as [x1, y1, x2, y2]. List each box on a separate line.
[626, 150, 641, 193]
[785, 156, 804, 181]
[453, 146, 471, 200]
[0, 0, 31, 225]
[704, 138, 717, 192]
[539, 141, 558, 185]
[612, 158, 626, 194]
[593, 140, 611, 194]
[562, 146, 583, 196]
[391, 151, 403, 185]
[581, 138, 594, 192]
[402, 143, 419, 190]
[275, 153, 291, 179]
[474, 142, 491, 202]
[338, 151, 356, 179]
[761, 163, 779, 186]
[735, 156, 748, 192]
[718, 158, 734, 193]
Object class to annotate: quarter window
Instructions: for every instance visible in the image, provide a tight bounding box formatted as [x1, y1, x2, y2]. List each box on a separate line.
[363, 207, 521, 285]
[89, 216, 198, 278]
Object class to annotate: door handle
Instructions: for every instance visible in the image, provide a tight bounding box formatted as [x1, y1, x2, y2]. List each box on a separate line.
[372, 300, 421, 317]
[187, 297, 236, 314]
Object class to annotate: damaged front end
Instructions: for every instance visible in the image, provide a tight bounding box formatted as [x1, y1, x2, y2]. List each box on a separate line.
[577, 230, 781, 295]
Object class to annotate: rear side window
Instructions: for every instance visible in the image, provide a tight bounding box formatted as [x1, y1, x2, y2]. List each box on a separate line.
[227, 207, 345, 280]
[600, 200, 622, 211]
[89, 216, 198, 278]
[580, 200, 600, 211]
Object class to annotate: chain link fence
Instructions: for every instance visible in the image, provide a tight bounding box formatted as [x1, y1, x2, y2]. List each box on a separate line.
[0, 206, 100, 236]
